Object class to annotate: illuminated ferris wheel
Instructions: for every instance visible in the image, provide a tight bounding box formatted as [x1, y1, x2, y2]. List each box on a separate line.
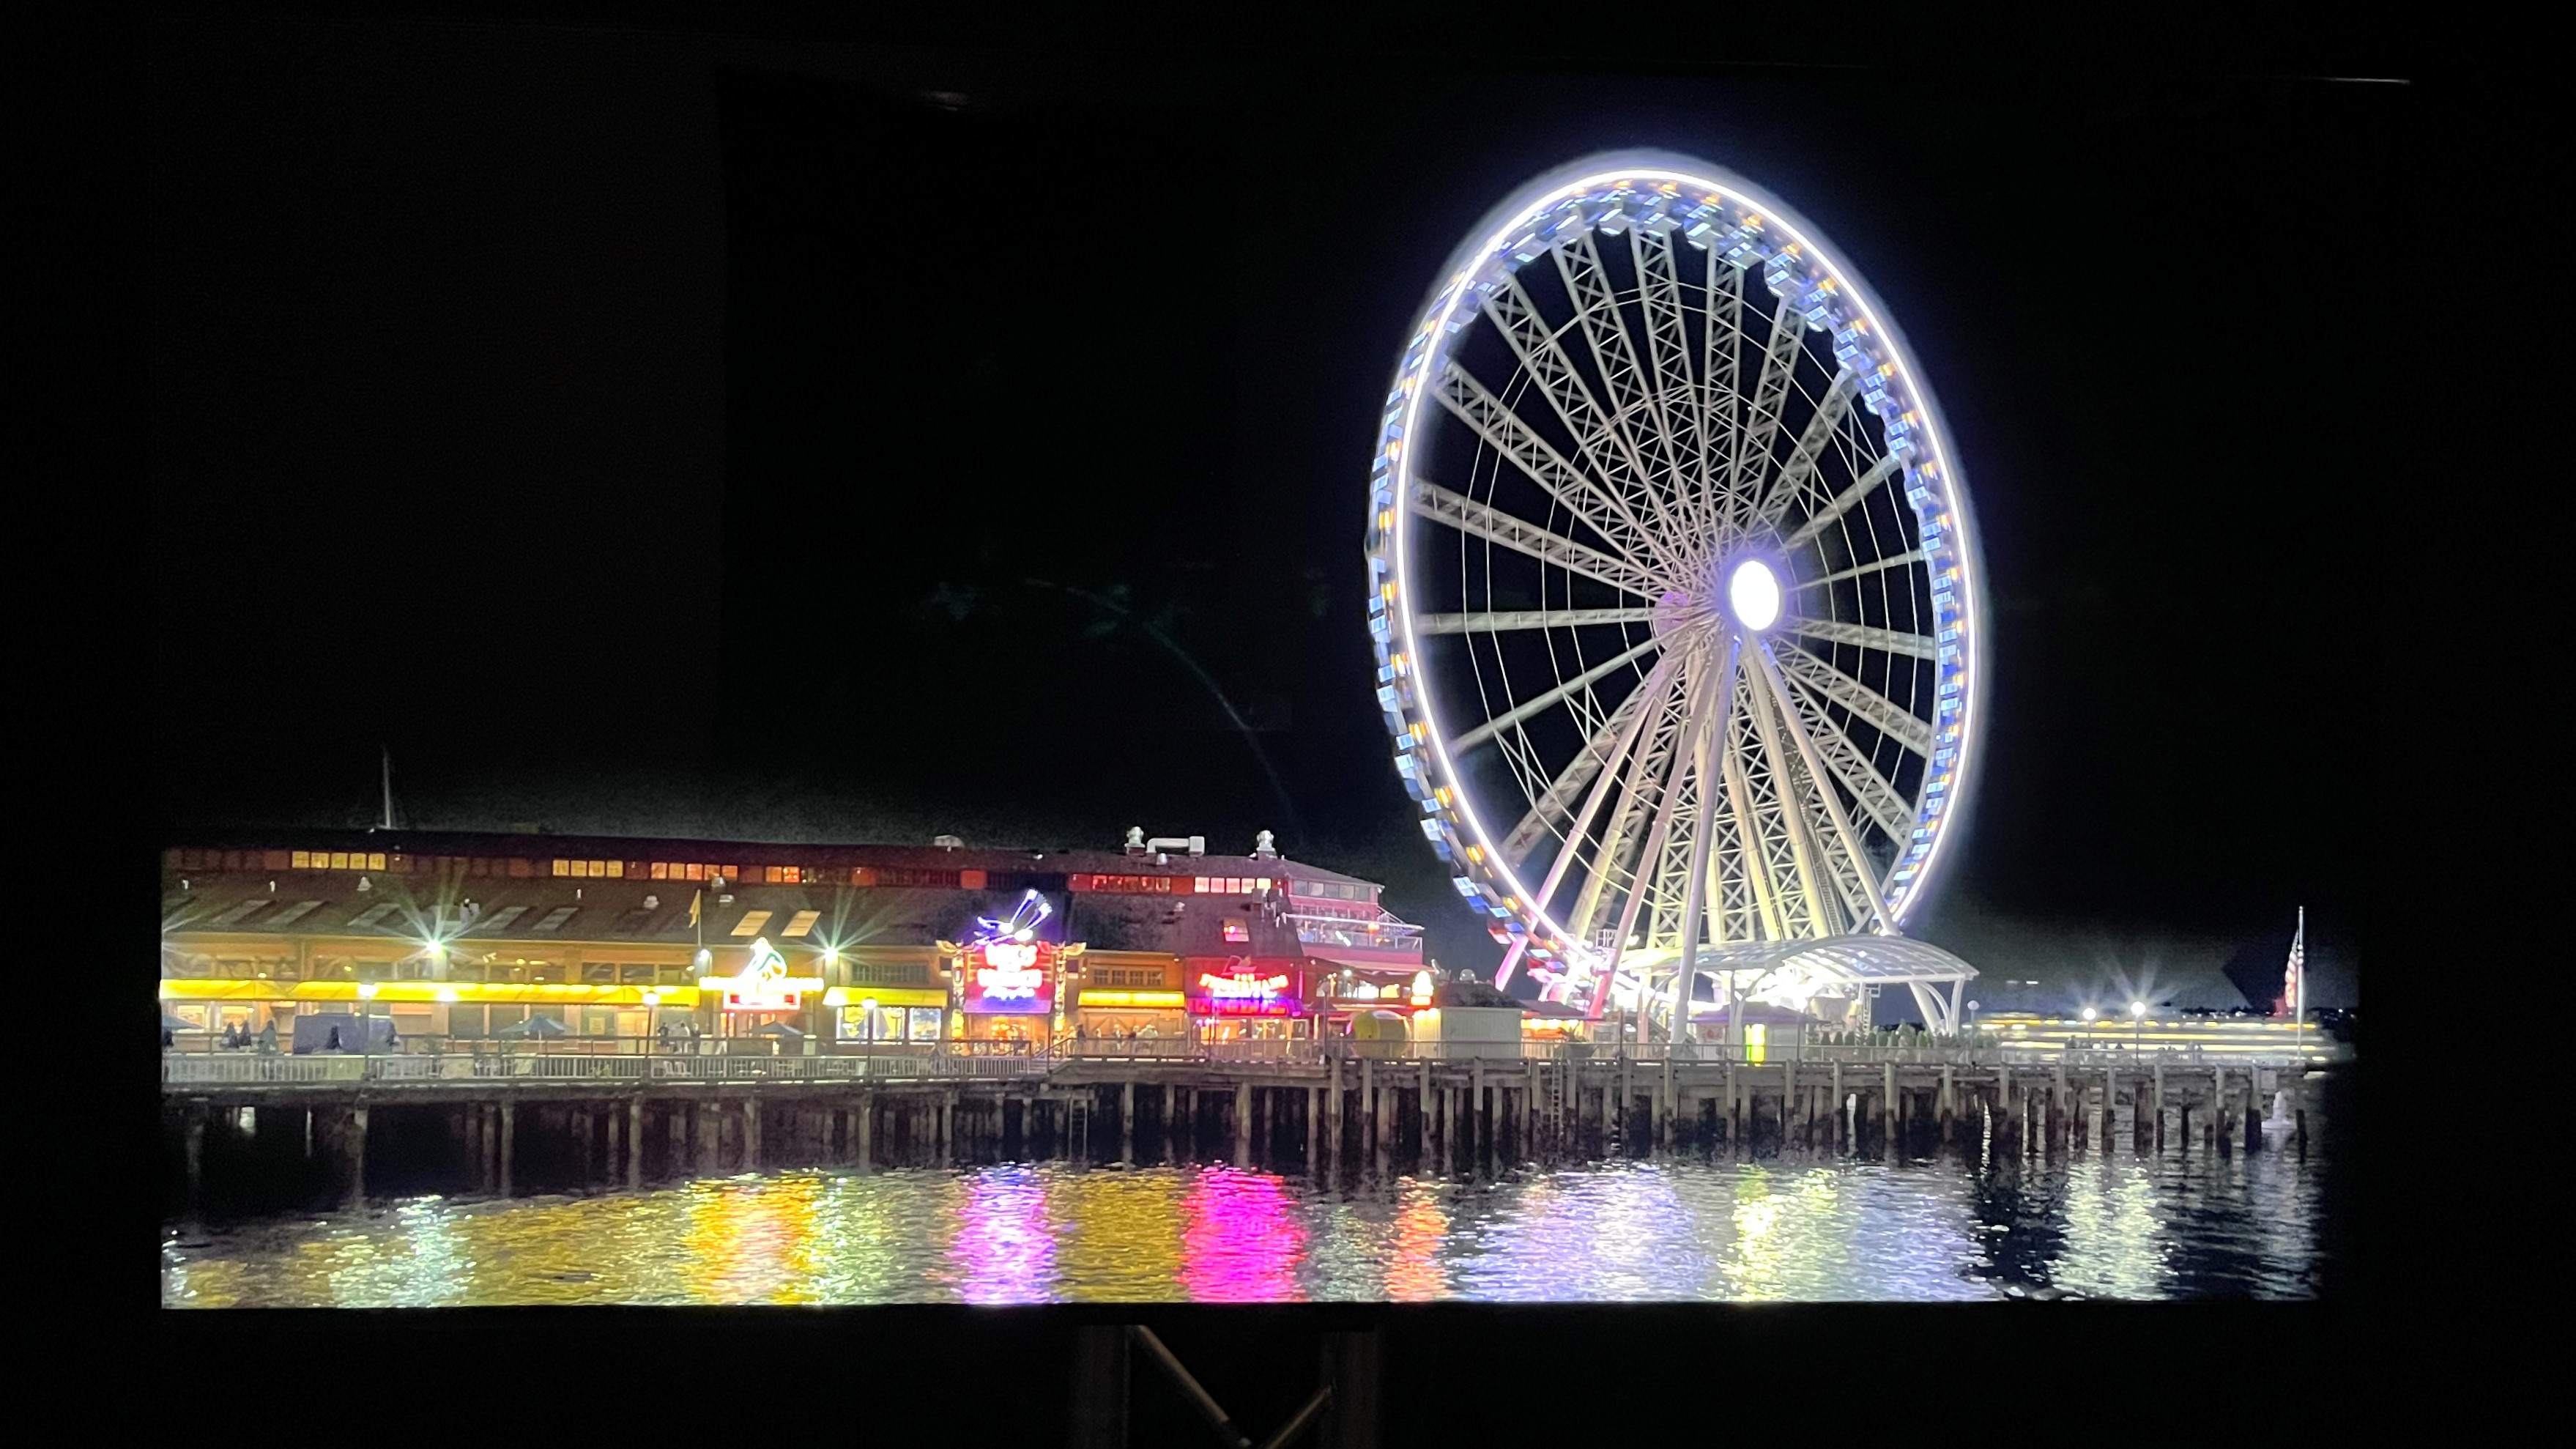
[1365, 152, 1986, 1037]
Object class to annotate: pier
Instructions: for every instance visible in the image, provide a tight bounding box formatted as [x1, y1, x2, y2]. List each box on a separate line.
[161, 1038, 2334, 1220]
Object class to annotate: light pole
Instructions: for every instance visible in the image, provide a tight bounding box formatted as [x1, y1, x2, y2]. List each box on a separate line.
[357, 981, 380, 1068]
[2129, 1000, 2147, 1054]
[641, 989, 661, 1057]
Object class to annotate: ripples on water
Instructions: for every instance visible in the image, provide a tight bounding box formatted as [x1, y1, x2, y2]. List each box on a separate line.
[162, 1150, 2326, 1308]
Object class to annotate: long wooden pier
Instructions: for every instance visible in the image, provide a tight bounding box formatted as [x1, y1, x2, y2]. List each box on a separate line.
[160, 1042, 2334, 1220]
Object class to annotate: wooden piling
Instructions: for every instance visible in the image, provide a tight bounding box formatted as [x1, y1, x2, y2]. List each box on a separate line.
[1882, 1062, 1897, 1155]
[498, 1100, 516, 1197]
[2152, 1063, 2165, 1150]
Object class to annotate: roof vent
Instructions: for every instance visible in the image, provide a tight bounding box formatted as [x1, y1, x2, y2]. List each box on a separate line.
[1252, 829, 1278, 859]
[1124, 826, 1147, 856]
[934, 834, 965, 850]
[1145, 835, 1204, 857]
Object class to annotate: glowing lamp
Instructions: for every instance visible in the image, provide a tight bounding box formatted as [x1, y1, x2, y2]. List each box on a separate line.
[434, 987, 459, 1004]
[641, 990, 661, 1008]
[2079, 1007, 2098, 1022]
[823, 987, 848, 1008]
[355, 982, 380, 1000]
[2128, 1001, 2147, 1018]
[1728, 559, 1781, 631]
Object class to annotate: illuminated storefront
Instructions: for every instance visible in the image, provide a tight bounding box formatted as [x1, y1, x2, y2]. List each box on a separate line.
[1186, 957, 1311, 1042]
[697, 936, 824, 1045]
[1069, 950, 1187, 1040]
[943, 891, 1069, 1050]
[1314, 966, 1437, 1034]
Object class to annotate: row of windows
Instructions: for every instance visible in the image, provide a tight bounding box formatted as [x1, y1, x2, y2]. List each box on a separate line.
[1091, 967, 1169, 988]
[173, 850, 1374, 903]
[1071, 874, 1181, 894]
[296, 851, 388, 872]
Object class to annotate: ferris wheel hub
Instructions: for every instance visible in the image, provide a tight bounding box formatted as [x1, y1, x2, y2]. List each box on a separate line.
[1725, 558, 1782, 632]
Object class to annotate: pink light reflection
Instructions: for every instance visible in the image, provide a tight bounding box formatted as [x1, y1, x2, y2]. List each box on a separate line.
[946, 1168, 1056, 1304]
[1179, 1168, 1307, 1302]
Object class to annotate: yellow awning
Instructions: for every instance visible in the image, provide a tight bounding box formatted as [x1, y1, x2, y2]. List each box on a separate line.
[158, 980, 700, 1007]
[826, 987, 949, 1009]
[1079, 989, 1187, 1009]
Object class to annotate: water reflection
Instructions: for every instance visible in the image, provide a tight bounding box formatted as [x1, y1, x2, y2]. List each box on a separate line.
[163, 1148, 2331, 1308]
[946, 1167, 1055, 1303]
[1181, 1168, 1305, 1302]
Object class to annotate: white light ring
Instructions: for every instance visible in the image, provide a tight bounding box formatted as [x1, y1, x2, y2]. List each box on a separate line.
[1367, 149, 1987, 961]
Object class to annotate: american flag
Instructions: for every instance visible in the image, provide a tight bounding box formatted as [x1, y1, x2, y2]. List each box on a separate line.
[2282, 907, 2305, 1021]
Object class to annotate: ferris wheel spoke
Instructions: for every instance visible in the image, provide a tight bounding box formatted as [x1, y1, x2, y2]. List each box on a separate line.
[1741, 653, 1839, 936]
[1549, 240, 1692, 544]
[1434, 362, 1668, 577]
[1760, 656, 1918, 845]
[1482, 281, 1664, 536]
[1448, 634, 1662, 754]
[1781, 453, 1907, 551]
[1783, 616, 1939, 661]
[1590, 643, 1726, 1016]
[1407, 481, 1663, 600]
[1631, 229, 1708, 555]
[1793, 547, 1929, 593]
[1726, 295, 1808, 542]
[1748, 368, 1859, 535]
[1773, 641, 1934, 756]
[1749, 643, 1893, 929]
[1567, 670, 1693, 944]
[1413, 607, 1660, 636]
[1501, 651, 1674, 867]
[1699, 260, 1746, 539]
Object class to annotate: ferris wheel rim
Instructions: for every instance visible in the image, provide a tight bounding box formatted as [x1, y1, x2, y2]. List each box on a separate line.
[1370, 149, 1989, 976]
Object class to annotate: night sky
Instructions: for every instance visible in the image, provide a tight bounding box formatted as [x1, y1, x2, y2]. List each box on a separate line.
[149, 14, 2399, 1008]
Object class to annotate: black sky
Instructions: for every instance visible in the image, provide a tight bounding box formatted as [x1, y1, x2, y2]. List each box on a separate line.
[148, 13, 2399, 1005]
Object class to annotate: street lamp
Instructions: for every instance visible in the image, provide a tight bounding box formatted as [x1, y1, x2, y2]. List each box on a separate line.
[357, 980, 380, 1065]
[2129, 1000, 2147, 1054]
[642, 989, 661, 1056]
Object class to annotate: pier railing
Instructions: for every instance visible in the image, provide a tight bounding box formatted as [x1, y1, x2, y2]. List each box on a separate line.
[163, 1050, 1057, 1088]
[162, 1034, 2343, 1088]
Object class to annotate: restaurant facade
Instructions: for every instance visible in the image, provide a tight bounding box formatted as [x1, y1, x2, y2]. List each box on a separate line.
[160, 828, 1428, 1052]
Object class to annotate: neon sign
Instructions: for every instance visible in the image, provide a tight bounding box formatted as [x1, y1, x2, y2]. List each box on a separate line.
[698, 937, 824, 1012]
[1190, 959, 1299, 1016]
[962, 937, 1056, 1015]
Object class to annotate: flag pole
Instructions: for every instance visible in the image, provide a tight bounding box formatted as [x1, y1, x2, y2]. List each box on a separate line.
[2293, 906, 2305, 1054]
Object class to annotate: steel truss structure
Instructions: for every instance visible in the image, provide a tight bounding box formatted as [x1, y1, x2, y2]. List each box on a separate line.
[1364, 153, 1987, 1035]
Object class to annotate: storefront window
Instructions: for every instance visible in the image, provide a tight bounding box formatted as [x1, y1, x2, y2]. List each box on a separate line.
[448, 1005, 488, 1039]
[908, 1007, 943, 1043]
[171, 1004, 209, 1031]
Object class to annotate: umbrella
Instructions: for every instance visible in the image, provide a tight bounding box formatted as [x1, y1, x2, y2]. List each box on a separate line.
[495, 1015, 569, 1040]
[161, 1014, 193, 1034]
[749, 1022, 804, 1040]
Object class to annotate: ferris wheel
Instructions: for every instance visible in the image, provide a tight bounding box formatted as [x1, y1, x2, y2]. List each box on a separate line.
[1365, 152, 1986, 1036]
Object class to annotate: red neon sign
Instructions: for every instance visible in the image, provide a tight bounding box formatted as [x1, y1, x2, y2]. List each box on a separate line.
[1187, 959, 1301, 1016]
[962, 939, 1056, 1015]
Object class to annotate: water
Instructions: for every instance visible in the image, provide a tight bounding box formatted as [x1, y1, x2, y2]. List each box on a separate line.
[161, 1147, 2330, 1306]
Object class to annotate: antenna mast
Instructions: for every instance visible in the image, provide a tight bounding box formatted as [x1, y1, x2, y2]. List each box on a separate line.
[380, 746, 397, 831]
